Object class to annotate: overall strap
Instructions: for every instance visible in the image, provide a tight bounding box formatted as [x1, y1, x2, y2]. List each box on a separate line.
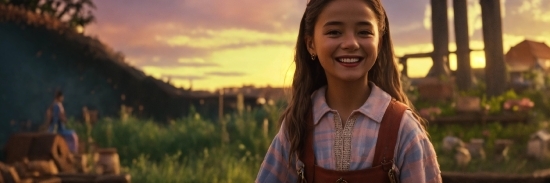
[301, 109, 315, 183]
[372, 100, 408, 170]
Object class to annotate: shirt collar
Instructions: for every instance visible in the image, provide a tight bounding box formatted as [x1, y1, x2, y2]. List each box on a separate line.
[310, 82, 392, 125]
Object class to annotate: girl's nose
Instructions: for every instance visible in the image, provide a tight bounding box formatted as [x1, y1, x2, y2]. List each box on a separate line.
[341, 34, 359, 51]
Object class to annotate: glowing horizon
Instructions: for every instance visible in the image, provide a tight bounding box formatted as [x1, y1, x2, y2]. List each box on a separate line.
[84, 0, 550, 91]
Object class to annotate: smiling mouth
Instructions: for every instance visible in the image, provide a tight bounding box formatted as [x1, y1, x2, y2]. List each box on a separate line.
[336, 57, 362, 63]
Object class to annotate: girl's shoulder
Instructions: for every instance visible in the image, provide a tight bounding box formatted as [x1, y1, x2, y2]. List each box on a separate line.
[398, 109, 429, 141]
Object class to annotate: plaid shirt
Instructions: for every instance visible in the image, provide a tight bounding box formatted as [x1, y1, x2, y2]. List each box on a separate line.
[256, 83, 442, 183]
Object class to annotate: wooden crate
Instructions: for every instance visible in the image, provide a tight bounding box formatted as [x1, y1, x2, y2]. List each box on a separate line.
[456, 96, 481, 113]
[417, 77, 454, 101]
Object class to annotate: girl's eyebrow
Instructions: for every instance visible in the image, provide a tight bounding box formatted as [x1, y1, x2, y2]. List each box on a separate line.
[323, 21, 374, 27]
[357, 21, 374, 26]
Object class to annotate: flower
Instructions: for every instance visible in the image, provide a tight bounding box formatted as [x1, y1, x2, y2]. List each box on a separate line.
[503, 98, 535, 112]
[419, 107, 442, 119]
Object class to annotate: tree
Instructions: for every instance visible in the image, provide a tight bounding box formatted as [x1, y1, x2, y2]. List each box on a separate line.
[5, 0, 96, 28]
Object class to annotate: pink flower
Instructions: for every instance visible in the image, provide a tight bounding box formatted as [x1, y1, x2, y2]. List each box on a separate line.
[482, 130, 490, 137]
[419, 107, 442, 118]
[503, 98, 535, 112]
[503, 102, 511, 110]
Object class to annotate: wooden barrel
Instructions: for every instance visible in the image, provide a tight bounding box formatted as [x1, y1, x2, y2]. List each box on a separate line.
[93, 149, 120, 175]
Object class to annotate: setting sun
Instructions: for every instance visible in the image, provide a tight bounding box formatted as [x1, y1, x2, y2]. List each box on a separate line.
[80, 0, 550, 91]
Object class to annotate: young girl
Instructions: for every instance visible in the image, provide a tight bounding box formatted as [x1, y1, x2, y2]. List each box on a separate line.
[256, 0, 441, 182]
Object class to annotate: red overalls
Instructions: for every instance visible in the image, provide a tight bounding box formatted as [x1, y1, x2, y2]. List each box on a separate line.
[299, 100, 407, 183]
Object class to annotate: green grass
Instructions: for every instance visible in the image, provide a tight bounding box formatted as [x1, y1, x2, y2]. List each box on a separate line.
[66, 104, 550, 182]
[126, 148, 261, 183]
[67, 105, 280, 183]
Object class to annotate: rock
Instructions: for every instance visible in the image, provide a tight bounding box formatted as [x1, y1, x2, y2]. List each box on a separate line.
[443, 136, 462, 153]
[455, 146, 471, 167]
[466, 138, 486, 160]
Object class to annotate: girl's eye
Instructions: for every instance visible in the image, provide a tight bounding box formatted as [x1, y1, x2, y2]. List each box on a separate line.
[325, 30, 341, 36]
[358, 30, 373, 36]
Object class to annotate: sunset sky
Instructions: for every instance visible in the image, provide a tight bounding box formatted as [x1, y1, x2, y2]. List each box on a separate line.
[84, 0, 550, 91]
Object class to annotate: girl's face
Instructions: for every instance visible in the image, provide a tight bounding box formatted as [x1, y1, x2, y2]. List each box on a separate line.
[307, 0, 380, 83]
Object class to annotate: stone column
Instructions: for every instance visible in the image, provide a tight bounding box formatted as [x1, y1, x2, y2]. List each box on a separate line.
[480, 0, 507, 97]
[428, 0, 451, 78]
[453, 0, 473, 91]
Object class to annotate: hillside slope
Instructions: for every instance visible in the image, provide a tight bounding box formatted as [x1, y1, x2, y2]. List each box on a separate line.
[0, 5, 192, 146]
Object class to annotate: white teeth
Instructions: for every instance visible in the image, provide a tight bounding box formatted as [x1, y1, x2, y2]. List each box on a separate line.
[338, 58, 360, 63]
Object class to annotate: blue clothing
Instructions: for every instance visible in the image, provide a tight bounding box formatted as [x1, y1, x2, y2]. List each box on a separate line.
[49, 102, 66, 133]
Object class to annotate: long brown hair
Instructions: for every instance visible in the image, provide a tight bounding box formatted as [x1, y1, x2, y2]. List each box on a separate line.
[281, 0, 427, 162]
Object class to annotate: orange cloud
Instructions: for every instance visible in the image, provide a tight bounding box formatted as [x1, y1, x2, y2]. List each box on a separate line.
[84, 0, 549, 90]
[154, 29, 296, 48]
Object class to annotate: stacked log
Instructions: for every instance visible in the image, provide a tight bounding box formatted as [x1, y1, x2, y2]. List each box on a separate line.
[0, 162, 20, 183]
[32, 177, 62, 183]
[0, 165, 130, 183]
[2, 160, 63, 183]
[4, 133, 74, 174]
[26, 160, 59, 177]
[2, 132, 130, 183]
[27, 134, 75, 173]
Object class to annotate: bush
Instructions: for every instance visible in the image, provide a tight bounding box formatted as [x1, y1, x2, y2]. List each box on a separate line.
[67, 105, 280, 182]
